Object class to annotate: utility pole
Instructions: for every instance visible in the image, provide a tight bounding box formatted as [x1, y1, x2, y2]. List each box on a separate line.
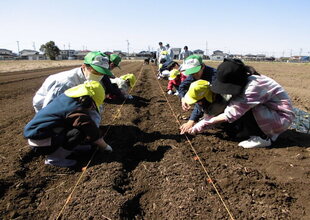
[32, 42, 36, 51]
[290, 49, 293, 57]
[126, 40, 130, 57]
[16, 41, 20, 57]
[299, 48, 302, 56]
[205, 40, 208, 56]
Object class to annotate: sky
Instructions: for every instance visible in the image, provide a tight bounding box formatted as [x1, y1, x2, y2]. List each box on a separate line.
[0, 0, 309, 57]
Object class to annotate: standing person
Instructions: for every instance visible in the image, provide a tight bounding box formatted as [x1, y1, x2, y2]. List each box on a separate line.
[156, 42, 166, 65]
[24, 81, 112, 167]
[186, 59, 295, 148]
[33, 51, 113, 126]
[179, 46, 193, 61]
[165, 43, 174, 60]
[178, 55, 217, 132]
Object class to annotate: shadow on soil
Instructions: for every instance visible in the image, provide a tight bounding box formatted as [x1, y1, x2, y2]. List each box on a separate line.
[89, 125, 182, 168]
[104, 95, 150, 108]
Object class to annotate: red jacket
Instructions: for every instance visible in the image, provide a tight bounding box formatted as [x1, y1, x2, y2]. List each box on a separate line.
[167, 77, 181, 90]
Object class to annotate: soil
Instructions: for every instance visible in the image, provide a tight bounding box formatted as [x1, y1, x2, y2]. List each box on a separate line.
[0, 61, 309, 220]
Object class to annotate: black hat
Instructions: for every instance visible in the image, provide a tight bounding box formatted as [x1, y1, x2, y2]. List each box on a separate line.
[211, 59, 248, 95]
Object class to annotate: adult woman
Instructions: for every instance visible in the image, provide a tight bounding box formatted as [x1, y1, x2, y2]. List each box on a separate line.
[186, 59, 295, 148]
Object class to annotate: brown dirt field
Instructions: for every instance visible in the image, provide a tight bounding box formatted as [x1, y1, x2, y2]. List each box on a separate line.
[0, 61, 309, 219]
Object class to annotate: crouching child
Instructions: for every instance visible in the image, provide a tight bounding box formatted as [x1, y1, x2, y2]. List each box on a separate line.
[110, 73, 137, 99]
[24, 81, 112, 167]
[166, 61, 187, 95]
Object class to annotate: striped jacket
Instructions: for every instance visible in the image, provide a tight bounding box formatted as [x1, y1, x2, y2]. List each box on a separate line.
[224, 75, 295, 139]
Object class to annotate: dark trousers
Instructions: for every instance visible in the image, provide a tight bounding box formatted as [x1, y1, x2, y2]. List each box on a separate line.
[223, 110, 266, 139]
[32, 128, 85, 155]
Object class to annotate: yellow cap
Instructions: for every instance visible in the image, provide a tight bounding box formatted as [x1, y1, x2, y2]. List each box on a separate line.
[64, 81, 105, 111]
[184, 80, 214, 105]
[120, 73, 137, 88]
[169, 69, 180, 80]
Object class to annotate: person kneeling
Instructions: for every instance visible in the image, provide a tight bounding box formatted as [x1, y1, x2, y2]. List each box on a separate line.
[179, 80, 227, 134]
[24, 81, 112, 167]
[184, 59, 295, 149]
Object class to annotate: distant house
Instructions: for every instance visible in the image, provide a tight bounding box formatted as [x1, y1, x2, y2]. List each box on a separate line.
[136, 51, 153, 58]
[193, 49, 204, 55]
[230, 54, 243, 59]
[210, 50, 225, 61]
[59, 49, 76, 60]
[301, 56, 310, 62]
[0, 49, 16, 60]
[243, 54, 274, 61]
[75, 50, 91, 60]
[20, 49, 41, 60]
[113, 50, 127, 57]
[289, 56, 310, 63]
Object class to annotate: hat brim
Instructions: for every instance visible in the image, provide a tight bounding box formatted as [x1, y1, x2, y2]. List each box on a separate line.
[211, 80, 243, 95]
[91, 65, 113, 76]
[184, 93, 198, 105]
[184, 65, 202, 75]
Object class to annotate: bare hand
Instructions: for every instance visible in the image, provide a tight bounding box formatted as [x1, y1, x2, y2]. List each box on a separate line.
[180, 120, 195, 134]
[181, 98, 191, 111]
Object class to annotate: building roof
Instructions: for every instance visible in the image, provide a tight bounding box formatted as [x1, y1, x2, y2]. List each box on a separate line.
[20, 49, 39, 56]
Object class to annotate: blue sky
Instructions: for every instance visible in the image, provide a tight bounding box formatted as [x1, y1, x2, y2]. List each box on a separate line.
[1, 0, 309, 57]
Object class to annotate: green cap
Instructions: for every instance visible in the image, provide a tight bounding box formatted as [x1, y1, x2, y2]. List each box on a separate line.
[84, 51, 113, 76]
[181, 55, 203, 75]
[110, 54, 122, 68]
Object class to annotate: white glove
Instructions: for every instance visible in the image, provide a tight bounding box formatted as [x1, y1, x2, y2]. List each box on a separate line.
[99, 144, 113, 153]
[167, 90, 173, 95]
[104, 145, 113, 152]
[174, 91, 179, 96]
[127, 95, 134, 99]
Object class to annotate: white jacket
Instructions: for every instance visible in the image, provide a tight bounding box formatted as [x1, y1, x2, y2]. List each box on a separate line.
[179, 50, 193, 60]
[33, 67, 102, 126]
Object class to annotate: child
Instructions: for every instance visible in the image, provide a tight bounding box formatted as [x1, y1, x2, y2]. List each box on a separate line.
[166, 61, 186, 95]
[24, 81, 112, 167]
[110, 73, 137, 99]
[179, 80, 228, 133]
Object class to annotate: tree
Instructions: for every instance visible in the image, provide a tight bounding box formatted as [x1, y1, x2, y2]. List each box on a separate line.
[40, 41, 60, 60]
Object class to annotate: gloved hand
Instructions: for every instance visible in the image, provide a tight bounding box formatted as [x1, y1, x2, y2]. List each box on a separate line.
[188, 118, 213, 134]
[105, 145, 113, 152]
[167, 90, 173, 95]
[99, 144, 113, 153]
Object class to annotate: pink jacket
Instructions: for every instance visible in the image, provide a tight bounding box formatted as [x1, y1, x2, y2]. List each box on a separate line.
[192, 75, 295, 139]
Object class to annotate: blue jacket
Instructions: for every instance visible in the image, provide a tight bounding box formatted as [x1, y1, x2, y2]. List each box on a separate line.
[178, 65, 217, 98]
[178, 65, 216, 121]
[24, 94, 83, 139]
[189, 103, 205, 122]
